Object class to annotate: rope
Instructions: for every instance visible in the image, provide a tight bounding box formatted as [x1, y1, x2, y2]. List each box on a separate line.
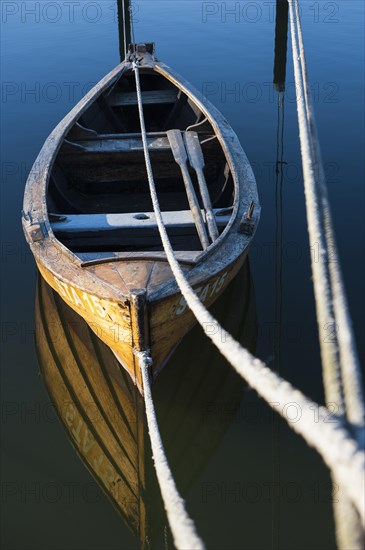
[289, 0, 343, 418]
[288, 1, 365, 545]
[133, 64, 204, 550]
[137, 350, 205, 550]
[186, 117, 208, 132]
[132, 60, 365, 524]
[291, 0, 365, 443]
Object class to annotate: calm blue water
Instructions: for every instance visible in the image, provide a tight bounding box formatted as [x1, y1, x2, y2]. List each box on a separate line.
[1, 1, 364, 549]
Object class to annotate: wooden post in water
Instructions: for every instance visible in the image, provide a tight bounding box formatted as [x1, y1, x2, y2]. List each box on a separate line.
[272, 3, 288, 550]
[117, 0, 131, 61]
[273, 0, 289, 91]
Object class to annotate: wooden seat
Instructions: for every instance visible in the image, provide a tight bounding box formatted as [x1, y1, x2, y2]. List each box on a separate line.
[109, 89, 178, 107]
[50, 209, 231, 234]
[60, 132, 216, 155]
[50, 209, 231, 252]
[62, 135, 172, 154]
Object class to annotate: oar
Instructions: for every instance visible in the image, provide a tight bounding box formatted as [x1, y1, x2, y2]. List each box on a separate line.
[167, 129, 210, 249]
[184, 131, 219, 241]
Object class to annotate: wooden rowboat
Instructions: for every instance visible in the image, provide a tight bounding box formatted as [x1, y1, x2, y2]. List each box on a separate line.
[35, 262, 257, 546]
[23, 43, 260, 393]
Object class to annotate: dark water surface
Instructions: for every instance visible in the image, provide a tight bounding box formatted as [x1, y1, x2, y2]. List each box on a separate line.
[1, 1, 364, 549]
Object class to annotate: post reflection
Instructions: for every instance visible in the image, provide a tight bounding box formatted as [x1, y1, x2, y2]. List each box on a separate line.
[272, 2, 288, 549]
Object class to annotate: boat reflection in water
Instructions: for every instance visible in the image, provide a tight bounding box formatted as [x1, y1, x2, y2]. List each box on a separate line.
[35, 261, 257, 547]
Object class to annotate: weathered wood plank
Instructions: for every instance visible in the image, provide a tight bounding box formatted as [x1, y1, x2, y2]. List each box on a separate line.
[63, 136, 172, 154]
[58, 234, 202, 252]
[76, 250, 199, 267]
[50, 209, 231, 233]
[109, 89, 177, 107]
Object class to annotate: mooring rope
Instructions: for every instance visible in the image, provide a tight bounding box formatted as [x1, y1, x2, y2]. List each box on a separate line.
[291, 0, 365, 443]
[137, 350, 205, 550]
[132, 57, 365, 527]
[288, 1, 365, 545]
[290, 2, 343, 418]
[133, 62, 205, 550]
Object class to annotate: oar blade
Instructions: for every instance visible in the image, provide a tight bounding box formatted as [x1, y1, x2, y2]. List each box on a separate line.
[184, 131, 205, 171]
[166, 129, 187, 166]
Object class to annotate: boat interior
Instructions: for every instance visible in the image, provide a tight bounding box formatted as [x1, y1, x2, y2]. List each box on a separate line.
[48, 68, 235, 259]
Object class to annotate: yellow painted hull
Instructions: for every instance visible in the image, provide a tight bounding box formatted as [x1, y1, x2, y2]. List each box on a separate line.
[37, 252, 246, 393]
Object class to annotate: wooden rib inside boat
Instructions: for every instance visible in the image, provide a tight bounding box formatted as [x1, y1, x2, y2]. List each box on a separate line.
[23, 43, 260, 393]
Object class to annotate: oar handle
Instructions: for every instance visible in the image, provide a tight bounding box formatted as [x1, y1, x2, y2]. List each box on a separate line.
[180, 164, 210, 249]
[196, 168, 219, 241]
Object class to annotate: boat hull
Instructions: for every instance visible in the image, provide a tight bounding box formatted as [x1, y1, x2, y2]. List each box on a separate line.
[36, 248, 247, 392]
[23, 48, 260, 394]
